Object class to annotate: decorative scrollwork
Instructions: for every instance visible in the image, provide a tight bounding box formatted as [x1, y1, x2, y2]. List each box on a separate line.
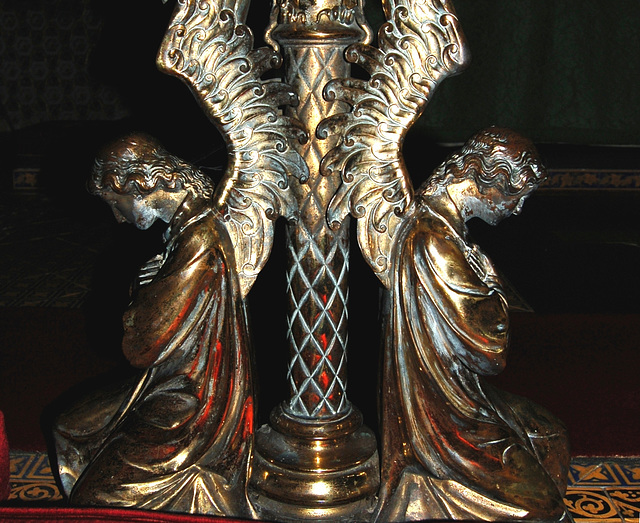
[564, 490, 619, 519]
[158, 0, 310, 297]
[10, 482, 63, 502]
[266, 0, 373, 52]
[318, 0, 469, 287]
[318, 0, 359, 25]
[272, 0, 308, 24]
[273, 0, 362, 26]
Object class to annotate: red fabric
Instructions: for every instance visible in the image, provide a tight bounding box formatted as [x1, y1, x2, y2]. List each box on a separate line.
[0, 507, 253, 522]
[0, 411, 9, 501]
[491, 312, 640, 456]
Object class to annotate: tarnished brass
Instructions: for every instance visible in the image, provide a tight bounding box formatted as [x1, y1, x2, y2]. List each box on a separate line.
[54, 134, 257, 517]
[374, 128, 570, 521]
[157, 0, 310, 298]
[52, 0, 571, 521]
[249, 1, 382, 519]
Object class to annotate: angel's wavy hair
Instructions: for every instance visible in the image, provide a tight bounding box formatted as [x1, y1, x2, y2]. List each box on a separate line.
[418, 127, 546, 198]
[88, 133, 214, 199]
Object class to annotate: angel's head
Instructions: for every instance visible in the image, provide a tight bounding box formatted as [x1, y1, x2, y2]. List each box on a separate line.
[89, 133, 214, 229]
[418, 127, 546, 224]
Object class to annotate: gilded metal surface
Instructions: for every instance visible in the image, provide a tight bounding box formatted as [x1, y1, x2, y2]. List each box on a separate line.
[376, 128, 570, 521]
[250, 2, 381, 519]
[53, 0, 571, 521]
[250, 405, 379, 521]
[269, 0, 371, 420]
[319, 0, 469, 288]
[54, 134, 256, 518]
[157, 0, 310, 298]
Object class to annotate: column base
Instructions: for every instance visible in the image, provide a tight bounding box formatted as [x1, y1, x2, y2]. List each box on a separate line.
[249, 404, 379, 522]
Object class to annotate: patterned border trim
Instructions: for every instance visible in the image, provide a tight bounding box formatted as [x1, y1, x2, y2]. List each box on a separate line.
[8, 451, 62, 503]
[9, 452, 640, 522]
[564, 457, 640, 522]
[543, 169, 640, 190]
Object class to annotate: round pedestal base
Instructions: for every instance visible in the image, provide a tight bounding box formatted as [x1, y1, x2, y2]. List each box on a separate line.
[249, 405, 380, 522]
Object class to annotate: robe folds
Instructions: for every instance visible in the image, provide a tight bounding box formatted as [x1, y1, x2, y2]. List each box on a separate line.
[54, 196, 255, 518]
[377, 193, 569, 521]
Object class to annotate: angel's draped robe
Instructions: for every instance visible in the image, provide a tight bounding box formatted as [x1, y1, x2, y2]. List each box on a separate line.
[378, 192, 570, 521]
[54, 196, 255, 517]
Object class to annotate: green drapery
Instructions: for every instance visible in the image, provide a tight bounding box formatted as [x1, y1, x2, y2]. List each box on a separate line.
[2, 1, 638, 146]
[366, 1, 640, 146]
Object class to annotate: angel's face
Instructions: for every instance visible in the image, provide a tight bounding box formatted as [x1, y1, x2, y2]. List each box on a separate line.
[477, 186, 532, 225]
[101, 190, 174, 230]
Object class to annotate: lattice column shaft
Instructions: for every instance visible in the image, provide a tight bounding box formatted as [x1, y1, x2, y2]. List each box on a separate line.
[249, 3, 380, 519]
[281, 43, 351, 419]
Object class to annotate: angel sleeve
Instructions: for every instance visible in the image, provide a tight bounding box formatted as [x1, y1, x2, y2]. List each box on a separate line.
[122, 219, 225, 369]
[404, 216, 510, 376]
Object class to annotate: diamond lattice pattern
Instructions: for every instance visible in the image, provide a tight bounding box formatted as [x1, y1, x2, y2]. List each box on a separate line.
[284, 45, 352, 418]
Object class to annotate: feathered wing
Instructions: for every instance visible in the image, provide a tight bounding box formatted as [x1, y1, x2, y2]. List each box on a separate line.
[318, 0, 469, 288]
[158, 0, 309, 297]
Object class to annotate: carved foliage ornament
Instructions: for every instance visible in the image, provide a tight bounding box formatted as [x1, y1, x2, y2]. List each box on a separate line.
[319, 0, 469, 287]
[158, 0, 310, 297]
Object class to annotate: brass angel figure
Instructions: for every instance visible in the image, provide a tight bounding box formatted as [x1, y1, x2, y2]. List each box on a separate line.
[55, 134, 257, 516]
[55, 0, 309, 517]
[319, 0, 570, 520]
[377, 128, 570, 521]
[52, 0, 572, 519]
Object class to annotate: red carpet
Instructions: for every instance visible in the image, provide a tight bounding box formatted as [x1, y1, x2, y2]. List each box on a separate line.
[0, 507, 250, 522]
